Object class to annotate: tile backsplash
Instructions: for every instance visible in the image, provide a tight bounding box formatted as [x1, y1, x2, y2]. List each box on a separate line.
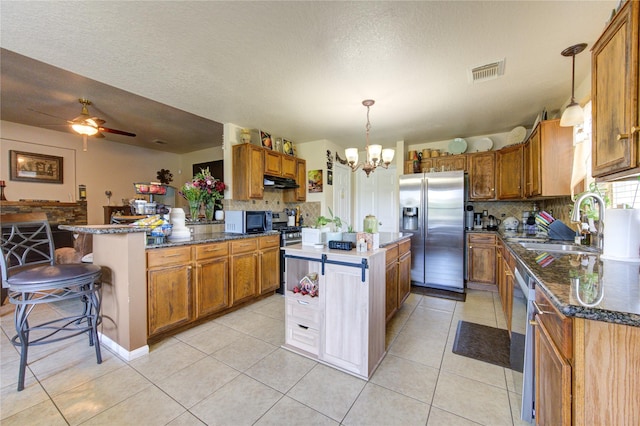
[469, 197, 573, 226]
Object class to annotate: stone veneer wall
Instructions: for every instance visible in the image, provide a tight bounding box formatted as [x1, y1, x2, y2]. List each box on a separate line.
[0, 201, 88, 225]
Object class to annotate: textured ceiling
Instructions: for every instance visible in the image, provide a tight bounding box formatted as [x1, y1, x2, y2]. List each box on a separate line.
[0, 1, 617, 154]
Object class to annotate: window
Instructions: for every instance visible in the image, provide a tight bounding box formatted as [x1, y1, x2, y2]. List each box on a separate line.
[610, 179, 640, 208]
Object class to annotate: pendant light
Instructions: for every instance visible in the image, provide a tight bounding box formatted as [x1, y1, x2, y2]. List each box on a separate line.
[345, 99, 395, 177]
[559, 43, 587, 127]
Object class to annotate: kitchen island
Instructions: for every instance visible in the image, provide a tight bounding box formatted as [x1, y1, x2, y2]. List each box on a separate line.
[59, 224, 410, 367]
[282, 243, 387, 379]
[59, 224, 279, 359]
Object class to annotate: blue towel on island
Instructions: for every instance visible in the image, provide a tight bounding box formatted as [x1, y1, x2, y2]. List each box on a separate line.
[548, 220, 576, 240]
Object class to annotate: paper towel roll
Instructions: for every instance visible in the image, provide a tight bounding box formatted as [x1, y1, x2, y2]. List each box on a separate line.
[602, 208, 640, 262]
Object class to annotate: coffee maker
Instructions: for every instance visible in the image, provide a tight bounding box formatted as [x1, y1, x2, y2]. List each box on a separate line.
[402, 207, 418, 230]
[465, 206, 474, 230]
[474, 213, 483, 230]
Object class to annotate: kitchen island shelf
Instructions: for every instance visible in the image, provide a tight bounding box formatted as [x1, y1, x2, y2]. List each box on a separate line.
[283, 244, 386, 380]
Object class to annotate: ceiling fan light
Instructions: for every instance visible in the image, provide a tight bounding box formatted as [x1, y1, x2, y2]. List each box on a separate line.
[345, 148, 359, 165]
[560, 102, 584, 127]
[381, 148, 395, 164]
[72, 122, 99, 136]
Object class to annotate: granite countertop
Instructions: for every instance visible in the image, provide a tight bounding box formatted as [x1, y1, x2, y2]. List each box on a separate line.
[467, 228, 640, 327]
[59, 224, 279, 247]
[147, 231, 279, 248]
[500, 234, 640, 328]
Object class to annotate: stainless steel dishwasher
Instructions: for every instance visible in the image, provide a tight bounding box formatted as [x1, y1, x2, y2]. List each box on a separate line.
[512, 260, 536, 423]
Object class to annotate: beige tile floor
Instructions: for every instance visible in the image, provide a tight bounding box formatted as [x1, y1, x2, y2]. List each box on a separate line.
[0, 289, 531, 425]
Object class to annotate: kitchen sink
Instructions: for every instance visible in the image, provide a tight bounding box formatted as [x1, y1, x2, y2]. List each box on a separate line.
[518, 242, 598, 255]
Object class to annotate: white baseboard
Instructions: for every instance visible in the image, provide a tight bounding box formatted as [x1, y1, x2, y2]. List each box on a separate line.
[99, 332, 148, 361]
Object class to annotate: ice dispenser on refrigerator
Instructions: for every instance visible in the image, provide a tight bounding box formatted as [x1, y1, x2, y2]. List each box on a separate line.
[402, 207, 418, 230]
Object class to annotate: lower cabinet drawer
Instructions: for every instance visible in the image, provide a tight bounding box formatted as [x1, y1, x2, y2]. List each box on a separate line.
[286, 298, 321, 329]
[286, 322, 319, 355]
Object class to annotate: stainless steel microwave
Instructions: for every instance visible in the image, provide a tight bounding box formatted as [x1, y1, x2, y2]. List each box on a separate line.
[224, 210, 273, 234]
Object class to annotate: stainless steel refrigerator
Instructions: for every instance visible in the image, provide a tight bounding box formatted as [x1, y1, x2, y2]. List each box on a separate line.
[399, 170, 465, 292]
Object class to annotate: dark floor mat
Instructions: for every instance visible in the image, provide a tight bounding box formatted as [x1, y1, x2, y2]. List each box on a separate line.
[452, 320, 523, 372]
[411, 285, 466, 302]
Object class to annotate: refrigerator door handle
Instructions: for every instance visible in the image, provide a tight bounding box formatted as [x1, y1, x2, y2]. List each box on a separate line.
[422, 178, 428, 238]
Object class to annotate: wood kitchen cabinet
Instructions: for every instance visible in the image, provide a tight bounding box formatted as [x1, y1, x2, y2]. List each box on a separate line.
[229, 238, 259, 305]
[397, 239, 411, 308]
[468, 152, 496, 200]
[232, 143, 265, 200]
[534, 287, 572, 426]
[385, 238, 412, 323]
[524, 120, 573, 197]
[264, 150, 297, 179]
[592, 0, 639, 180]
[194, 242, 229, 318]
[497, 144, 524, 199]
[385, 243, 399, 322]
[435, 154, 466, 172]
[467, 233, 496, 287]
[258, 234, 281, 294]
[147, 246, 193, 337]
[533, 284, 640, 425]
[283, 158, 307, 202]
[496, 241, 514, 332]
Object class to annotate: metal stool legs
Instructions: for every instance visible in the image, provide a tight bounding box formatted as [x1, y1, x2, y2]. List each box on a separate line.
[9, 276, 102, 391]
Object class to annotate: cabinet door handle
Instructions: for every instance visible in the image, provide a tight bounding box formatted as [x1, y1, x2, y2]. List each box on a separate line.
[617, 127, 640, 140]
[297, 299, 309, 305]
[532, 300, 553, 315]
[297, 324, 309, 330]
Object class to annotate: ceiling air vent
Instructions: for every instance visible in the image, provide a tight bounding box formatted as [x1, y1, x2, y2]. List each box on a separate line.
[469, 59, 505, 83]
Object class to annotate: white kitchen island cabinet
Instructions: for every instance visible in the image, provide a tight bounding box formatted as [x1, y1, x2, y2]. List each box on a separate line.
[282, 244, 386, 380]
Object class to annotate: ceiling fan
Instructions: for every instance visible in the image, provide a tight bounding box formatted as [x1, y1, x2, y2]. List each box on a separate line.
[30, 98, 136, 151]
[70, 98, 136, 151]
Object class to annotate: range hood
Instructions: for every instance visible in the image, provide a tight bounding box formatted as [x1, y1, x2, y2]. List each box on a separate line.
[264, 174, 299, 189]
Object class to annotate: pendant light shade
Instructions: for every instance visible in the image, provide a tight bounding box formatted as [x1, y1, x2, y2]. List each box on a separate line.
[345, 99, 395, 177]
[559, 43, 587, 127]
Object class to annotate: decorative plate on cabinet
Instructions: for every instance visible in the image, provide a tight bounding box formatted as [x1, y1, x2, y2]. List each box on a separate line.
[449, 138, 467, 154]
[476, 137, 493, 152]
[506, 126, 527, 145]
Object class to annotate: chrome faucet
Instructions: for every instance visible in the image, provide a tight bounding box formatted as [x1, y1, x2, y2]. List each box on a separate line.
[571, 192, 606, 251]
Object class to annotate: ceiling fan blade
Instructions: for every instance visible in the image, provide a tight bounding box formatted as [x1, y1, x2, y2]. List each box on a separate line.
[27, 108, 72, 123]
[99, 127, 136, 137]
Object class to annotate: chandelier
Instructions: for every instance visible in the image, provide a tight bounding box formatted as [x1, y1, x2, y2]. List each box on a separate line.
[345, 99, 394, 177]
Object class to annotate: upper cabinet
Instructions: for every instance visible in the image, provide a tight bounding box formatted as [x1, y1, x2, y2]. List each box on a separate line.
[232, 144, 265, 200]
[497, 144, 524, 199]
[283, 158, 307, 202]
[524, 119, 574, 198]
[592, 0, 640, 180]
[233, 143, 305, 201]
[468, 151, 496, 200]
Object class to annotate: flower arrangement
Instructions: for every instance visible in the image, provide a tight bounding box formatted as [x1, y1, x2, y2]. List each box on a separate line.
[193, 167, 226, 209]
[179, 168, 226, 220]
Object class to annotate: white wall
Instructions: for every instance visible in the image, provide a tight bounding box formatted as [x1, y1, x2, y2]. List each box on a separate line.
[1, 120, 181, 224]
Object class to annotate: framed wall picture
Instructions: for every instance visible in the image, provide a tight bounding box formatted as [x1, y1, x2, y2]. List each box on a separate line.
[283, 139, 294, 156]
[10, 150, 63, 184]
[308, 169, 323, 193]
[260, 130, 273, 150]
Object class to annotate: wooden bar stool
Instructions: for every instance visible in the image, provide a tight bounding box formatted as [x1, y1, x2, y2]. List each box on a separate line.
[0, 213, 103, 391]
